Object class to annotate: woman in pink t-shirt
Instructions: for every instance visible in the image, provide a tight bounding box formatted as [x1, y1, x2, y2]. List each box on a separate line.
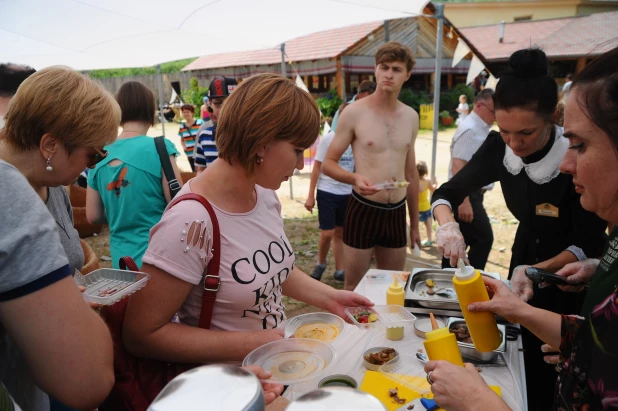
[122, 74, 371, 400]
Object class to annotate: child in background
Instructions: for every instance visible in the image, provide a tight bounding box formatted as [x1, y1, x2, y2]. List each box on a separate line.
[455, 94, 469, 125]
[417, 161, 437, 246]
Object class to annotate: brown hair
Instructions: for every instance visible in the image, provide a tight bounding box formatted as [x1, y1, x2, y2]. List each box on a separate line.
[180, 104, 195, 113]
[358, 80, 376, 94]
[115, 81, 156, 126]
[416, 160, 428, 177]
[571, 45, 618, 149]
[2, 66, 120, 151]
[375, 42, 416, 72]
[217, 73, 320, 175]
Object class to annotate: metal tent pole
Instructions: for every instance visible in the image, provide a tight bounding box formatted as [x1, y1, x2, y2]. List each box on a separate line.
[157, 64, 166, 137]
[281, 43, 294, 200]
[430, 4, 444, 182]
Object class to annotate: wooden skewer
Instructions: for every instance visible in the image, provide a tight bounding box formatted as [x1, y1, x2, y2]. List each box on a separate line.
[430, 312, 439, 330]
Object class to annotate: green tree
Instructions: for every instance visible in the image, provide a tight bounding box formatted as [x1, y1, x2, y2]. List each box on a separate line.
[181, 78, 209, 117]
[398, 88, 430, 112]
[316, 90, 343, 118]
[87, 58, 197, 79]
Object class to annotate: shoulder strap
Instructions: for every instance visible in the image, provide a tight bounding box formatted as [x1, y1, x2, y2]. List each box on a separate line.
[154, 136, 181, 199]
[166, 193, 221, 329]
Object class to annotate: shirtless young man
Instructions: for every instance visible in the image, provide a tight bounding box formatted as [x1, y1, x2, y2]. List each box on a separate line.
[322, 42, 420, 291]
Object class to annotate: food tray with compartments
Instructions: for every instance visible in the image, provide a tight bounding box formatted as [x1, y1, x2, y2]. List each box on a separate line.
[79, 268, 150, 306]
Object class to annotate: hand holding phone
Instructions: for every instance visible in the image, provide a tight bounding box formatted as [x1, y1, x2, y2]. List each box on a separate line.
[524, 267, 586, 288]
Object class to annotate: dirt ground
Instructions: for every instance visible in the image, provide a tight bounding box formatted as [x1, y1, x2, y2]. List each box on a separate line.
[84, 123, 517, 317]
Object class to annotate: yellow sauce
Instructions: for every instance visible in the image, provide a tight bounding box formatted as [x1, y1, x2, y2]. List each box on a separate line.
[386, 326, 404, 341]
[293, 322, 339, 342]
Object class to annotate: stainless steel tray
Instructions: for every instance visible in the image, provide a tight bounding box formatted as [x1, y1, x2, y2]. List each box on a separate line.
[404, 268, 501, 311]
[447, 317, 506, 363]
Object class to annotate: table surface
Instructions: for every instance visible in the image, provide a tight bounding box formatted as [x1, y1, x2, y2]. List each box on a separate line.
[283, 269, 528, 411]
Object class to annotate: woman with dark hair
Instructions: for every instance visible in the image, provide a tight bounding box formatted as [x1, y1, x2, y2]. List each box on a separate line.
[86, 81, 183, 268]
[431, 49, 607, 409]
[424, 45, 618, 411]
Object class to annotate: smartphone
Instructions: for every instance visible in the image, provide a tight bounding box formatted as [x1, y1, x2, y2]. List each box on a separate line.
[524, 267, 571, 286]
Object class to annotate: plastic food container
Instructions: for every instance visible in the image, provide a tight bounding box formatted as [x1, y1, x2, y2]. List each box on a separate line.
[280, 312, 345, 342]
[78, 268, 150, 306]
[378, 354, 432, 395]
[345, 306, 381, 329]
[363, 347, 399, 371]
[345, 305, 416, 330]
[242, 338, 336, 385]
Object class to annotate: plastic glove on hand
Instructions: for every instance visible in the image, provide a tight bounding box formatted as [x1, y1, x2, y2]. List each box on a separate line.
[436, 222, 466, 267]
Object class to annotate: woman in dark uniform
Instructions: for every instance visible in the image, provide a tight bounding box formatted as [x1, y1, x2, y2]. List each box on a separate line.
[431, 48, 607, 410]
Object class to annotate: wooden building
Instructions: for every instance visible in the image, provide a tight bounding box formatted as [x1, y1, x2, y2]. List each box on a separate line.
[182, 12, 474, 100]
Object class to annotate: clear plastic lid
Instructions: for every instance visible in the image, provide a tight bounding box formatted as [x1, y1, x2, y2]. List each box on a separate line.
[242, 338, 336, 385]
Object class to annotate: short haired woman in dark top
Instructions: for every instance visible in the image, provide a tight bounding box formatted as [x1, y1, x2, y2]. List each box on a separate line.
[431, 48, 607, 410]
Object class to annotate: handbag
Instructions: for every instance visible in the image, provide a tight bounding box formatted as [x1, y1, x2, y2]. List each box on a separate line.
[100, 193, 221, 411]
[154, 136, 181, 199]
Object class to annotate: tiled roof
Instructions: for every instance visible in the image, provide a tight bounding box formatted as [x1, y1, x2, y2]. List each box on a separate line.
[460, 11, 618, 61]
[183, 21, 382, 71]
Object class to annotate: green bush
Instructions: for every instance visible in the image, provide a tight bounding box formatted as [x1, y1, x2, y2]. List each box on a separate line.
[181, 78, 209, 118]
[439, 84, 474, 115]
[439, 110, 452, 119]
[316, 90, 343, 118]
[398, 88, 430, 112]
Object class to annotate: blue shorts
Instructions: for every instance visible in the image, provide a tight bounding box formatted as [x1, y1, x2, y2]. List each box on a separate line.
[419, 210, 432, 223]
[317, 189, 351, 230]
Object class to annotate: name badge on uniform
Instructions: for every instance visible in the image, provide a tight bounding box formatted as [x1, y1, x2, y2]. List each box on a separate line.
[536, 203, 559, 218]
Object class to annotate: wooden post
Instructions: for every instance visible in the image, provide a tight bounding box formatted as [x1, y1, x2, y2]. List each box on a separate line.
[575, 57, 587, 75]
[447, 73, 454, 89]
[336, 57, 344, 99]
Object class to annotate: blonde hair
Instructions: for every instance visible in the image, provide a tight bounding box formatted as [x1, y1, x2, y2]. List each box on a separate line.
[416, 160, 428, 177]
[375, 42, 416, 72]
[217, 73, 320, 175]
[2, 66, 120, 151]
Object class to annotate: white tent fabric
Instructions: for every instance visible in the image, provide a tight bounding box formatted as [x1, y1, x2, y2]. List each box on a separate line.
[466, 55, 485, 85]
[1, 0, 429, 70]
[451, 38, 471, 68]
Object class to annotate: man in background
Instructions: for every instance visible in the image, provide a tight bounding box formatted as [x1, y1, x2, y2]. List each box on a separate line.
[330, 80, 377, 132]
[194, 76, 237, 174]
[442, 88, 496, 270]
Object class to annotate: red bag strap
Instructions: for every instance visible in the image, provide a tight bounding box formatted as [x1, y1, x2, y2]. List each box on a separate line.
[166, 193, 221, 330]
[119, 256, 140, 271]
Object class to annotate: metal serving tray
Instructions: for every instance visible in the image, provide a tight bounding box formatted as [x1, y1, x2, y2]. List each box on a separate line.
[404, 268, 501, 311]
[447, 317, 506, 363]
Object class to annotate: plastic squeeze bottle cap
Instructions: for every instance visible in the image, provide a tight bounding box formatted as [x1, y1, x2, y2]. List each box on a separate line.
[455, 259, 476, 281]
[389, 276, 402, 292]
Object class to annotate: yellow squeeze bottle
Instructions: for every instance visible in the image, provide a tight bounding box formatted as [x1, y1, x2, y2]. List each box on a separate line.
[452, 264, 502, 352]
[423, 313, 464, 366]
[386, 275, 405, 306]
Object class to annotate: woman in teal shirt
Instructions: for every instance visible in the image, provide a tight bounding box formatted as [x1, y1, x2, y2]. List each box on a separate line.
[87, 81, 183, 268]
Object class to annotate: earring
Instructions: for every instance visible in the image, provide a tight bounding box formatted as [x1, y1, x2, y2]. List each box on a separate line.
[257, 156, 264, 165]
[46, 157, 53, 172]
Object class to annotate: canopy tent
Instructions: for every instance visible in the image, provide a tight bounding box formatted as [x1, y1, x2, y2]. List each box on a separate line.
[1, 0, 429, 70]
[2, 0, 453, 187]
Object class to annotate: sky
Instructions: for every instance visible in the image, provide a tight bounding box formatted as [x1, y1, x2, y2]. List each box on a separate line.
[0, 0, 430, 70]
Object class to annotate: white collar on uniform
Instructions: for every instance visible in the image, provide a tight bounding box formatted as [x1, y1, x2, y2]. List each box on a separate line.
[503, 125, 567, 185]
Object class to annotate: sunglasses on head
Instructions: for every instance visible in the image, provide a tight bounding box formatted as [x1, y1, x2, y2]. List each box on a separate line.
[88, 147, 108, 168]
